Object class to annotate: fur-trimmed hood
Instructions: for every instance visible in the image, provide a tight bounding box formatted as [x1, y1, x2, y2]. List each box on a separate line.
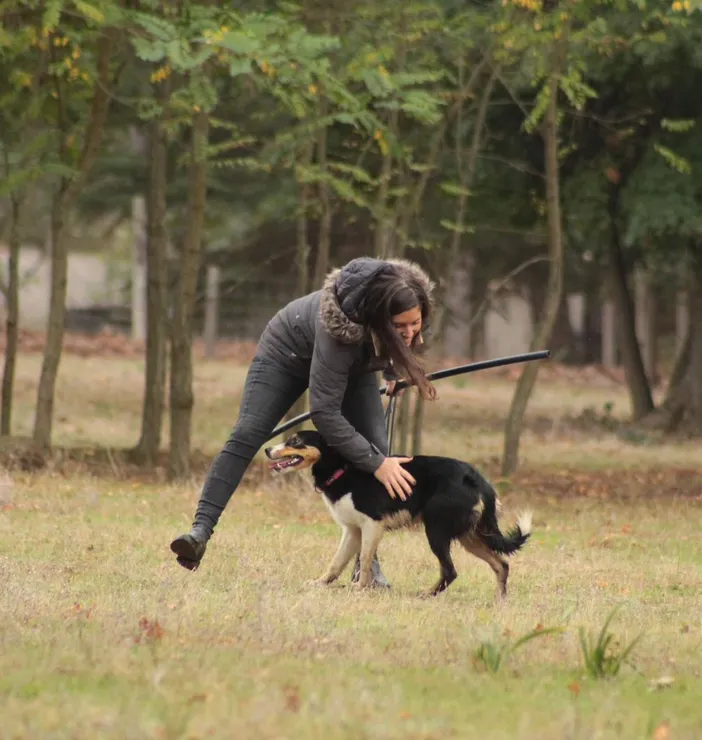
[319, 257, 434, 345]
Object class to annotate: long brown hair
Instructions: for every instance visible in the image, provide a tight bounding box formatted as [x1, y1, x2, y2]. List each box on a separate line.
[361, 269, 437, 401]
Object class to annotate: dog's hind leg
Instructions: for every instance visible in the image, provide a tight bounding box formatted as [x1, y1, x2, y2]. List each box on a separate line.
[460, 535, 509, 601]
[423, 520, 458, 596]
[356, 520, 385, 589]
[317, 527, 362, 585]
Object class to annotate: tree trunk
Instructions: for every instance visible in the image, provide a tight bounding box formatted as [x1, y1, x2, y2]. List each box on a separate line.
[131, 194, 147, 341]
[675, 284, 689, 356]
[282, 139, 315, 433]
[640, 287, 690, 432]
[168, 110, 209, 480]
[436, 66, 496, 346]
[373, 141, 395, 258]
[601, 297, 617, 368]
[1, 191, 21, 436]
[132, 99, 169, 466]
[373, 43, 405, 259]
[606, 236, 654, 419]
[666, 288, 691, 396]
[32, 30, 115, 449]
[688, 251, 702, 432]
[33, 192, 68, 449]
[411, 393, 424, 456]
[396, 392, 411, 454]
[203, 264, 220, 358]
[295, 138, 313, 296]
[312, 103, 332, 290]
[501, 69, 564, 476]
[634, 268, 658, 385]
[130, 124, 148, 342]
[657, 246, 702, 434]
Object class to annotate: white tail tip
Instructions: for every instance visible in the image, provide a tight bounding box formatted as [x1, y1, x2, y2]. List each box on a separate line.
[517, 510, 533, 535]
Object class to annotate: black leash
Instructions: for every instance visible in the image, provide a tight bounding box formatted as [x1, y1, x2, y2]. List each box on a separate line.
[267, 349, 551, 442]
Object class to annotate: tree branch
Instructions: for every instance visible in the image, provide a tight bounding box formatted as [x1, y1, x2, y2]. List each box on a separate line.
[63, 27, 118, 208]
[477, 153, 544, 179]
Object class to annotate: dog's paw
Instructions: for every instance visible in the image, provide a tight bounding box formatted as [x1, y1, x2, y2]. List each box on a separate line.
[419, 590, 439, 599]
[310, 576, 334, 587]
[420, 582, 447, 598]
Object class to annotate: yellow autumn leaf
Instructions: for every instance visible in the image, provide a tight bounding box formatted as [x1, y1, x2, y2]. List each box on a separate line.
[150, 64, 171, 83]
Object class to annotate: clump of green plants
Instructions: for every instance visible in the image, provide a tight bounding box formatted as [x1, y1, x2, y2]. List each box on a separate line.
[473, 625, 563, 674]
[579, 605, 644, 679]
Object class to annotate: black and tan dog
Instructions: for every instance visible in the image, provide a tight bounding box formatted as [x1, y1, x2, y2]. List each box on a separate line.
[265, 430, 532, 598]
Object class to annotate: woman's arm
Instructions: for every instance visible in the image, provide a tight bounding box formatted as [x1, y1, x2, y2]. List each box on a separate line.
[308, 330, 386, 474]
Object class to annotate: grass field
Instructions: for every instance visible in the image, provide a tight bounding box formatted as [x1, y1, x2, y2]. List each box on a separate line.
[1, 352, 702, 739]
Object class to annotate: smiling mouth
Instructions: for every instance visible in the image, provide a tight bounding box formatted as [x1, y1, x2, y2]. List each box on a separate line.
[269, 455, 303, 472]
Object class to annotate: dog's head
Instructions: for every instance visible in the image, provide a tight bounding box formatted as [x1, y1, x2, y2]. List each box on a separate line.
[264, 430, 325, 474]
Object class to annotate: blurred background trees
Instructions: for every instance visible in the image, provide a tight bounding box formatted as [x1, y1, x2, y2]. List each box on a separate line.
[2, 0, 701, 477]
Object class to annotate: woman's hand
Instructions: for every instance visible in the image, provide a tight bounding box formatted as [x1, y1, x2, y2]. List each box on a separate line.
[374, 457, 416, 500]
[386, 380, 404, 397]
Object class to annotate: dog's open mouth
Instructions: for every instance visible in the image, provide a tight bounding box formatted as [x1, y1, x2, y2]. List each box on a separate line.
[269, 455, 303, 473]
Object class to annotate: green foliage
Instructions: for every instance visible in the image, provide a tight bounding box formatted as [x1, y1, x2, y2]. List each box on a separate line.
[653, 143, 692, 175]
[473, 626, 563, 674]
[578, 606, 644, 679]
[4, 0, 702, 287]
[621, 132, 702, 249]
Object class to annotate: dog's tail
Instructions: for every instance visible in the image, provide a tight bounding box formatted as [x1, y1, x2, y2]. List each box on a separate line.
[467, 469, 532, 554]
[478, 496, 532, 555]
[484, 510, 532, 555]
[462, 464, 532, 555]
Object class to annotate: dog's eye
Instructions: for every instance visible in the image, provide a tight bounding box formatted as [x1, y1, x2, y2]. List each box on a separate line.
[289, 436, 303, 448]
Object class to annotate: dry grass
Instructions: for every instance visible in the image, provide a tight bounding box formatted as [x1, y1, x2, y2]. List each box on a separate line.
[2, 352, 702, 738]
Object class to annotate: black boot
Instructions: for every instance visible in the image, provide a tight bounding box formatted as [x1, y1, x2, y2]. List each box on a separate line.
[170, 527, 209, 571]
[351, 554, 391, 588]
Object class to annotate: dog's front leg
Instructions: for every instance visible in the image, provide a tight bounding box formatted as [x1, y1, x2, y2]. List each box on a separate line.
[356, 520, 385, 589]
[317, 527, 361, 585]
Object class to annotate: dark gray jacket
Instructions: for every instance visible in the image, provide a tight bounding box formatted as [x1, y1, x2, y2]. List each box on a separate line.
[258, 257, 434, 473]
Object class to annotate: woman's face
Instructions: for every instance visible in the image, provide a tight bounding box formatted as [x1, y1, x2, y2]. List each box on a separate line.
[391, 305, 422, 347]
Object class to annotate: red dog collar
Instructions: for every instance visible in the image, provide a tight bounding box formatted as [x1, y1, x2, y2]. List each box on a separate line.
[324, 468, 346, 487]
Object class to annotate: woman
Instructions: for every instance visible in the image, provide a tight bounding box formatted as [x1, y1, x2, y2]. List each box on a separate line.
[170, 256, 437, 585]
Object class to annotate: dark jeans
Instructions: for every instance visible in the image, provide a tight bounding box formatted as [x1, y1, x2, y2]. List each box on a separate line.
[193, 355, 387, 536]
